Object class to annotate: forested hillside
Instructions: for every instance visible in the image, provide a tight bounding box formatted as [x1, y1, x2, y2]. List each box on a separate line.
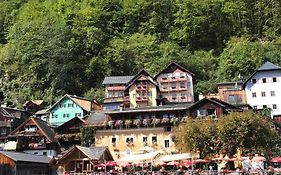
[0, 0, 280, 107]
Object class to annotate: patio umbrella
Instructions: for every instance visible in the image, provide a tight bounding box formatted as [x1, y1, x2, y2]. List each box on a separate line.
[271, 157, 281, 163]
[182, 160, 193, 166]
[167, 161, 180, 166]
[95, 163, 106, 168]
[106, 161, 117, 166]
[252, 155, 266, 162]
[194, 159, 209, 163]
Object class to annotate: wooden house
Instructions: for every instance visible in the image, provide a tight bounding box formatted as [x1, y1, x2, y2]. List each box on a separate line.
[0, 151, 51, 175]
[55, 116, 86, 151]
[58, 145, 113, 174]
[187, 98, 242, 118]
[23, 100, 46, 114]
[8, 117, 59, 157]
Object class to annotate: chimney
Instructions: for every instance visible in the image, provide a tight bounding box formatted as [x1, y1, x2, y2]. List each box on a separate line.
[198, 93, 204, 100]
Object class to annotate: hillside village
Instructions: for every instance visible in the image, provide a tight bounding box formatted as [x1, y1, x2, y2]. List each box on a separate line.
[0, 61, 280, 174]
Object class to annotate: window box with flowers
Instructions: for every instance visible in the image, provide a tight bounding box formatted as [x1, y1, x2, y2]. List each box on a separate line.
[103, 120, 108, 129]
[115, 120, 124, 129]
[125, 120, 132, 128]
[108, 120, 115, 129]
[161, 117, 170, 124]
[142, 118, 151, 127]
[133, 119, 141, 128]
[152, 118, 161, 127]
[170, 117, 178, 126]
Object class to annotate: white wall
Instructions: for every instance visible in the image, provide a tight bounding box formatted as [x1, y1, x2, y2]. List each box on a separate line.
[245, 70, 281, 117]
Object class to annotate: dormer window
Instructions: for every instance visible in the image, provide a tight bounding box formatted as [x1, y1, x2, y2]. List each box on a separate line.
[252, 79, 257, 84]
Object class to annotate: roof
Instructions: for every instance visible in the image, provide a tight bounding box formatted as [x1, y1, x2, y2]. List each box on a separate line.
[9, 117, 56, 143]
[59, 145, 113, 162]
[35, 109, 49, 115]
[106, 103, 193, 114]
[216, 81, 243, 86]
[49, 94, 97, 112]
[154, 62, 194, 79]
[125, 69, 158, 91]
[257, 61, 281, 71]
[86, 112, 106, 126]
[0, 151, 51, 164]
[0, 107, 13, 119]
[102, 76, 134, 85]
[23, 100, 44, 107]
[189, 98, 241, 111]
[55, 116, 85, 133]
[243, 61, 281, 88]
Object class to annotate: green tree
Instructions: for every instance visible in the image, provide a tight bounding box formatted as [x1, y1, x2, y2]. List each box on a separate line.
[80, 127, 96, 147]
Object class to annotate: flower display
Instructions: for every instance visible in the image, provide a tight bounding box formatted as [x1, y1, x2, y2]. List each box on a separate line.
[142, 118, 151, 126]
[170, 117, 178, 125]
[108, 120, 114, 127]
[115, 120, 123, 127]
[161, 117, 170, 124]
[125, 119, 132, 126]
[152, 118, 160, 127]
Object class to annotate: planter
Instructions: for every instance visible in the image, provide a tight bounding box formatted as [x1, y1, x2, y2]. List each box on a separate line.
[152, 118, 160, 127]
[108, 120, 115, 129]
[133, 119, 141, 128]
[125, 120, 132, 128]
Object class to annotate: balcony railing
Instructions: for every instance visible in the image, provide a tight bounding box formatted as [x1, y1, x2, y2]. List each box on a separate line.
[136, 96, 148, 102]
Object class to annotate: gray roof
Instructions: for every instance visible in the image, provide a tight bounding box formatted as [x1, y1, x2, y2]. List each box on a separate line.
[0, 151, 51, 164]
[105, 103, 193, 114]
[86, 112, 106, 126]
[257, 61, 281, 71]
[216, 81, 243, 85]
[76, 146, 109, 160]
[102, 76, 134, 85]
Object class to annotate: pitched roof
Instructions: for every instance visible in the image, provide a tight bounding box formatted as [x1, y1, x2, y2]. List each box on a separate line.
[86, 112, 106, 126]
[49, 94, 96, 112]
[102, 76, 134, 85]
[154, 62, 194, 79]
[59, 145, 113, 162]
[257, 61, 281, 71]
[125, 69, 158, 91]
[243, 61, 281, 88]
[55, 116, 86, 133]
[189, 98, 241, 111]
[9, 117, 56, 143]
[23, 100, 44, 107]
[0, 107, 13, 119]
[0, 151, 51, 164]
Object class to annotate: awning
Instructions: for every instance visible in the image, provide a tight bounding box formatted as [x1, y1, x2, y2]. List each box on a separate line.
[3, 141, 17, 151]
[117, 151, 160, 163]
[158, 153, 192, 162]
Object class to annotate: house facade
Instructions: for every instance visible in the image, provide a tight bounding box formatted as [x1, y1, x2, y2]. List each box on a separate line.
[243, 61, 281, 118]
[102, 76, 134, 111]
[154, 62, 194, 103]
[8, 117, 59, 157]
[49, 94, 101, 126]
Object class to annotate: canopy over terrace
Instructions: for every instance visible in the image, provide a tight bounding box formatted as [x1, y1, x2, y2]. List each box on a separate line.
[117, 151, 160, 163]
[158, 153, 192, 162]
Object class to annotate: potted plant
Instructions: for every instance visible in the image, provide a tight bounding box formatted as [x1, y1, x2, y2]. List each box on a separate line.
[170, 117, 178, 126]
[103, 120, 108, 129]
[108, 120, 114, 129]
[125, 119, 132, 128]
[142, 118, 151, 127]
[152, 118, 160, 127]
[115, 120, 124, 129]
[161, 117, 170, 124]
[133, 119, 141, 128]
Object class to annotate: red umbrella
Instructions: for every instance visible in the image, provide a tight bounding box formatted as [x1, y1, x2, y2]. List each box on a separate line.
[156, 162, 167, 166]
[252, 155, 266, 162]
[194, 159, 209, 163]
[106, 161, 117, 166]
[95, 163, 106, 167]
[167, 161, 180, 166]
[271, 157, 281, 163]
[181, 160, 193, 166]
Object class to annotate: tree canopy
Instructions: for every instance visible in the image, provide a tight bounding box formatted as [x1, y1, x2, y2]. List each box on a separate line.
[0, 0, 280, 106]
[175, 112, 279, 158]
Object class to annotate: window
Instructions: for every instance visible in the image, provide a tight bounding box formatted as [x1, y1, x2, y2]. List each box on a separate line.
[197, 109, 207, 117]
[207, 109, 216, 116]
[252, 92, 256, 98]
[126, 137, 134, 144]
[180, 82, 185, 88]
[43, 152, 47, 156]
[63, 114, 69, 118]
[187, 82, 191, 87]
[75, 113, 81, 117]
[228, 95, 243, 104]
[164, 126, 172, 132]
[271, 91, 275, 96]
[172, 93, 177, 100]
[181, 93, 186, 99]
[142, 137, 148, 145]
[59, 104, 62, 108]
[63, 104, 66, 108]
[252, 79, 257, 84]
[273, 104, 277, 109]
[164, 140, 170, 148]
[253, 105, 257, 109]
[111, 137, 117, 146]
[262, 78, 267, 83]
[263, 105, 267, 108]
[180, 73, 185, 78]
[152, 136, 157, 144]
[162, 74, 168, 80]
[261, 92, 266, 97]
[273, 77, 277, 82]
[148, 91, 152, 97]
[171, 83, 177, 89]
[0, 128, 6, 135]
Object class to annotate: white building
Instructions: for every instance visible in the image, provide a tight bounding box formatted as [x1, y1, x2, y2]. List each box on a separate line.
[243, 61, 281, 118]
